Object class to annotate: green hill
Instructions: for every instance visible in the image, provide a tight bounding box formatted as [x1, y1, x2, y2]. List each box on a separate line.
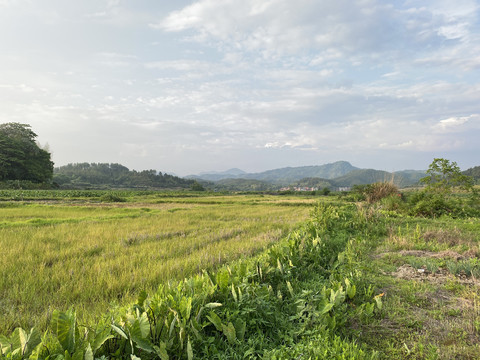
[213, 178, 274, 191]
[332, 169, 405, 187]
[244, 161, 358, 184]
[463, 166, 480, 183]
[395, 170, 426, 184]
[190, 161, 358, 184]
[54, 163, 195, 189]
[288, 177, 332, 189]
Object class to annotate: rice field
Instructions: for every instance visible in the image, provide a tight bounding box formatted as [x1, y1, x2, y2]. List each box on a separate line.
[0, 193, 316, 334]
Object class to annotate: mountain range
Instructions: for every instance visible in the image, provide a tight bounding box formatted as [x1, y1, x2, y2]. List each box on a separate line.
[187, 161, 428, 190]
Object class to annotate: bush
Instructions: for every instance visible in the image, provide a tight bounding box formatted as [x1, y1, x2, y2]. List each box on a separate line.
[379, 194, 405, 211]
[365, 182, 399, 203]
[349, 182, 399, 204]
[407, 191, 480, 218]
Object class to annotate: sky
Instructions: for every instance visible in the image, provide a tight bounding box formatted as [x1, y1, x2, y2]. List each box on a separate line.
[0, 0, 479, 176]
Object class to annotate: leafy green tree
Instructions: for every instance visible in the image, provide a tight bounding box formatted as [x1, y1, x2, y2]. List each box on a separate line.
[420, 158, 474, 195]
[191, 180, 206, 191]
[0, 122, 53, 182]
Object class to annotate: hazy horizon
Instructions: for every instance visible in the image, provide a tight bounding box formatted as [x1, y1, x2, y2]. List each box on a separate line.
[1, 1, 479, 176]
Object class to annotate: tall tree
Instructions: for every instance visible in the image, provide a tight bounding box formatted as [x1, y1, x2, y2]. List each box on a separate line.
[0, 123, 54, 182]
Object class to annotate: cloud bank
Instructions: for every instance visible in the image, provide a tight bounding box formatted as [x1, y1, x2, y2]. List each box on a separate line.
[0, 0, 479, 174]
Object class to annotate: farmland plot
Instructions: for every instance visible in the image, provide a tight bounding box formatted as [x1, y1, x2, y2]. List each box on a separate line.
[0, 194, 315, 333]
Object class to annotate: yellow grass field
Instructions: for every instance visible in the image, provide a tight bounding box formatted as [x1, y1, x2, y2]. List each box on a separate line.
[0, 193, 316, 333]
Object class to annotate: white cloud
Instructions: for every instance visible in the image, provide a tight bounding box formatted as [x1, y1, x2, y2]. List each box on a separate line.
[434, 114, 479, 133]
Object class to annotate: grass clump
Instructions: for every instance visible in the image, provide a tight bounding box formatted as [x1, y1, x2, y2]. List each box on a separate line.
[365, 182, 400, 204]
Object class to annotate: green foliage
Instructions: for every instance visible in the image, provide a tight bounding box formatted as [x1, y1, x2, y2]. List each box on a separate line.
[213, 178, 273, 191]
[0, 123, 53, 183]
[360, 182, 399, 204]
[462, 166, 480, 183]
[0, 327, 42, 359]
[54, 163, 195, 189]
[190, 181, 205, 191]
[421, 158, 474, 195]
[405, 158, 479, 218]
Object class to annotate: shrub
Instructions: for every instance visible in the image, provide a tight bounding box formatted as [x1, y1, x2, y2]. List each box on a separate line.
[407, 191, 480, 218]
[379, 194, 405, 211]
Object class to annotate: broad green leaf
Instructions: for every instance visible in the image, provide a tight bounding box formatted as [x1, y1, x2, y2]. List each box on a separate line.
[277, 258, 283, 274]
[7, 328, 22, 355]
[51, 309, 76, 354]
[374, 294, 383, 311]
[92, 326, 114, 353]
[321, 303, 334, 315]
[327, 315, 336, 330]
[222, 322, 236, 344]
[129, 312, 153, 353]
[286, 281, 294, 298]
[18, 327, 27, 352]
[187, 337, 193, 360]
[204, 303, 222, 309]
[21, 327, 41, 357]
[329, 287, 345, 306]
[237, 286, 243, 302]
[364, 303, 375, 316]
[168, 315, 177, 339]
[234, 319, 246, 342]
[153, 341, 169, 360]
[190, 319, 202, 342]
[179, 326, 185, 350]
[71, 349, 83, 360]
[185, 297, 192, 321]
[111, 324, 128, 340]
[0, 334, 11, 354]
[137, 291, 148, 309]
[347, 283, 356, 299]
[84, 344, 93, 360]
[216, 269, 230, 290]
[206, 311, 223, 331]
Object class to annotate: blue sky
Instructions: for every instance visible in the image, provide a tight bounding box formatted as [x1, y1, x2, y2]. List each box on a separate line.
[1, 0, 479, 175]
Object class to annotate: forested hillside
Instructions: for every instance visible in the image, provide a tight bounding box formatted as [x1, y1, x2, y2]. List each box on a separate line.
[463, 166, 480, 183]
[54, 163, 195, 189]
[189, 161, 358, 183]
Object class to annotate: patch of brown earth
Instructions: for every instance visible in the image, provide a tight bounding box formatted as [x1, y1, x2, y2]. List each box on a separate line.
[391, 264, 480, 286]
[423, 229, 471, 246]
[376, 249, 468, 260]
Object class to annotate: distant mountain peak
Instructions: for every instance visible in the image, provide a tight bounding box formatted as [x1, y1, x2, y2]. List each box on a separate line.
[189, 161, 358, 184]
[198, 168, 246, 176]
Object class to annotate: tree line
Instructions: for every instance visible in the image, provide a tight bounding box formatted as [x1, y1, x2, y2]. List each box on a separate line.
[54, 163, 196, 189]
